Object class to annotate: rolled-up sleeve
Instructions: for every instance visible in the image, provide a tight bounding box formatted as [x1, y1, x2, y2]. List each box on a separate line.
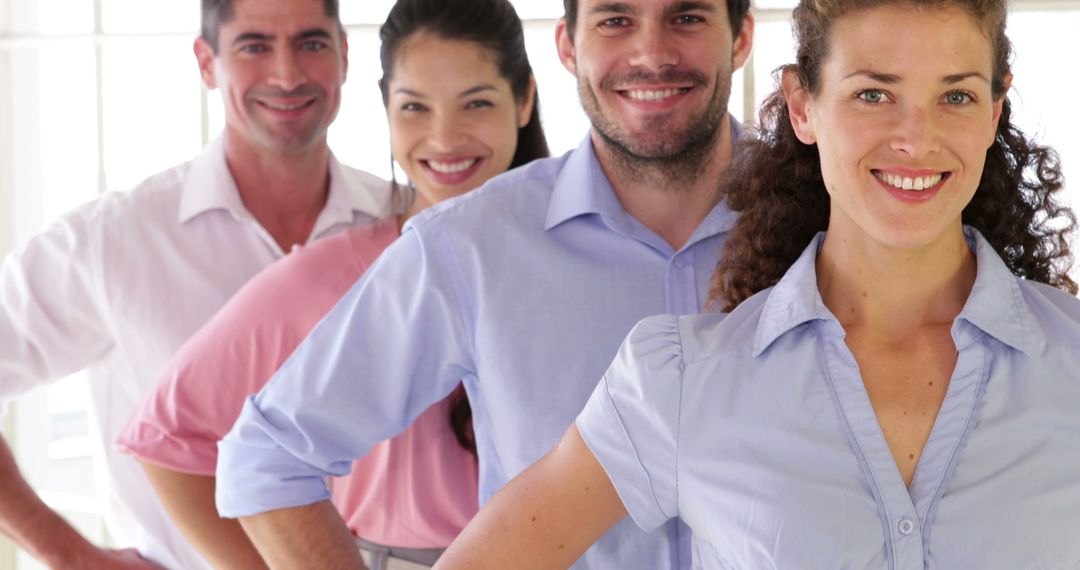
[216, 224, 475, 517]
[575, 314, 685, 533]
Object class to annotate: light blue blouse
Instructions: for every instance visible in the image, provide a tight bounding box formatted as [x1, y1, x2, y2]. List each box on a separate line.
[577, 229, 1080, 569]
[217, 133, 741, 570]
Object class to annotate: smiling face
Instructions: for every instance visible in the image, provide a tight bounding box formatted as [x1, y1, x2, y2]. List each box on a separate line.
[787, 3, 1005, 252]
[195, 0, 347, 155]
[556, 0, 752, 161]
[386, 34, 533, 206]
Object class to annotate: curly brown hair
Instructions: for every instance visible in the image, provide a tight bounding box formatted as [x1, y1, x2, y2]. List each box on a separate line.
[710, 0, 1076, 312]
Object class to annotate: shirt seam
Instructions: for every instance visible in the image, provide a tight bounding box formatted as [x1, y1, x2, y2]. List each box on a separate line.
[600, 375, 672, 525]
[415, 217, 478, 370]
[674, 317, 686, 518]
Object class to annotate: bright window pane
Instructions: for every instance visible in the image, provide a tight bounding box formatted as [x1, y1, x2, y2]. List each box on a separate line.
[101, 38, 203, 192]
[753, 0, 798, 9]
[340, 0, 396, 26]
[749, 19, 796, 121]
[8, 42, 99, 241]
[4, 0, 93, 35]
[327, 31, 393, 180]
[1009, 10, 1080, 217]
[525, 26, 590, 156]
[100, 0, 198, 34]
[512, 0, 565, 20]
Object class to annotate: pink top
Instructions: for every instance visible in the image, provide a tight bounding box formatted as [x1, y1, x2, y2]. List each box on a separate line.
[117, 218, 478, 548]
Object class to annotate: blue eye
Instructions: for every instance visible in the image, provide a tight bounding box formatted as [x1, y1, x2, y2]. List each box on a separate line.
[944, 91, 974, 105]
[858, 89, 888, 104]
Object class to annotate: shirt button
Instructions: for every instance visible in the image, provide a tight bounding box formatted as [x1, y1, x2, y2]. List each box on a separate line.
[673, 257, 686, 268]
[898, 518, 916, 536]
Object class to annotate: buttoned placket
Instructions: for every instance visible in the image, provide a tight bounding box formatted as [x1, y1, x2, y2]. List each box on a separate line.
[666, 247, 700, 315]
[817, 321, 993, 570]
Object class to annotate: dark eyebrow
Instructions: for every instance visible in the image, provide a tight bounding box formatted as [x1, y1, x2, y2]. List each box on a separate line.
[842, 70, 901, 83]
[232, 32, 273, 45]
[460, 85, 497, 97]
[666, 1, 718, 16]
[843, 69, 991, 85]
[590, 2, 635, 15]
[296, 28, 334, 41]
[392, 84, 499, 99]
[231, 28, 333, 46]
[394, 87, 426, 98]
[943, 71, 989, 84]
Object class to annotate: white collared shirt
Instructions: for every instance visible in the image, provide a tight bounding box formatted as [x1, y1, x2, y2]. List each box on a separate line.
[0, 137, 395, 570]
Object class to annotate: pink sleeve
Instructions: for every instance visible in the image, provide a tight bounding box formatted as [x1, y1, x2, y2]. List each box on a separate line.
[117, 221, 398, 475]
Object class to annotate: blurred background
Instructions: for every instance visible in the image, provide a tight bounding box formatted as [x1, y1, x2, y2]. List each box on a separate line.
[0, 0, 1076, 567]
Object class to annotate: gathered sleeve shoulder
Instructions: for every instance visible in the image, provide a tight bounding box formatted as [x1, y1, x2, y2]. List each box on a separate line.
[575, 314, 685, 532]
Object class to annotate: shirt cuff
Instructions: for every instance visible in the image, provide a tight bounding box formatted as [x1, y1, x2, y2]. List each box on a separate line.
[215, 399, 333, 518]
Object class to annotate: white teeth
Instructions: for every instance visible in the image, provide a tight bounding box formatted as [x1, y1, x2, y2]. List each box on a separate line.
[875, 171, 943, 192]
[427, 159, 477, 174]
[625, 88, 685, 101]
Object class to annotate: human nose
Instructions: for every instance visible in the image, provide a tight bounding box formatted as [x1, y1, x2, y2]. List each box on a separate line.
[268, 48, 307, 92]
[429, 111, 468, 152]
[626, 23, 679, 70]
[890, 105, 941, 159]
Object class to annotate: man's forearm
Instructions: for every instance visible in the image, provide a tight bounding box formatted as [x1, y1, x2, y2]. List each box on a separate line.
[0, 435, 98, 567]
[140, 462, 268, 570]
[239, 499, 367, 570]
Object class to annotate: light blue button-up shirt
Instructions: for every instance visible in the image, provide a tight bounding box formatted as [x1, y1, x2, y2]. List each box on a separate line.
[577, 229, 1080, 569]
[217, 134, 739, 569]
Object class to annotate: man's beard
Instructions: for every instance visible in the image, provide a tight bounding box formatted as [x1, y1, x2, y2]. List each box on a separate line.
[579, 67, 731, 188]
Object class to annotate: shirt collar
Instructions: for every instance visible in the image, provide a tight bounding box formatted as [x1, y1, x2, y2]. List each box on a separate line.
[544, 134, 623, 232]
[751, 227, 1044, 357]
[953, 226, 1044, 355]
[178, 138, 393, 225]
[752, 232, 834, 357]
[544, 118, 743, 241]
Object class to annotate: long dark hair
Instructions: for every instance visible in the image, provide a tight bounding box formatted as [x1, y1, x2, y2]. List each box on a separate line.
[710, 0, 1076, 311]
[378, 0, 552, 453]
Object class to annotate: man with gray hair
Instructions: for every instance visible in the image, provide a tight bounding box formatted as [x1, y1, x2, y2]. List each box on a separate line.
[0, 0, 395, 567]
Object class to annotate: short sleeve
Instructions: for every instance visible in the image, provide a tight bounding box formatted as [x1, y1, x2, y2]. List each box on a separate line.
[575, 314, 684, 532]
[216, 225, 474, 518]
[118, 223, 395, 474]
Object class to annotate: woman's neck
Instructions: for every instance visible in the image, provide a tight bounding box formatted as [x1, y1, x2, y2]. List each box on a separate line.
[816, 223, 977, 337]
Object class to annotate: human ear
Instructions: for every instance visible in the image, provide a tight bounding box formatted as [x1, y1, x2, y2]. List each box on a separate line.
[518, 75, 538, 128]
[781, 67, 815, 145]
[194, 37, 217, 90]
[555, 18, 577, 76]
[731, 12, 755, 71]
[988, 72, 1012, 147]
[340, 32, 350, 84]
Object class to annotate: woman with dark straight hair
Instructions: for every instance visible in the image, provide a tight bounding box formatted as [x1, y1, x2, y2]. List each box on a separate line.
[437, 0, 1080, 567]
[119, 0, 548, 569]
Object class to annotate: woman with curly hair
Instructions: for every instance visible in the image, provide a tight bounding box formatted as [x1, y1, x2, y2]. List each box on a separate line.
[436, 0, 1080, 568]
